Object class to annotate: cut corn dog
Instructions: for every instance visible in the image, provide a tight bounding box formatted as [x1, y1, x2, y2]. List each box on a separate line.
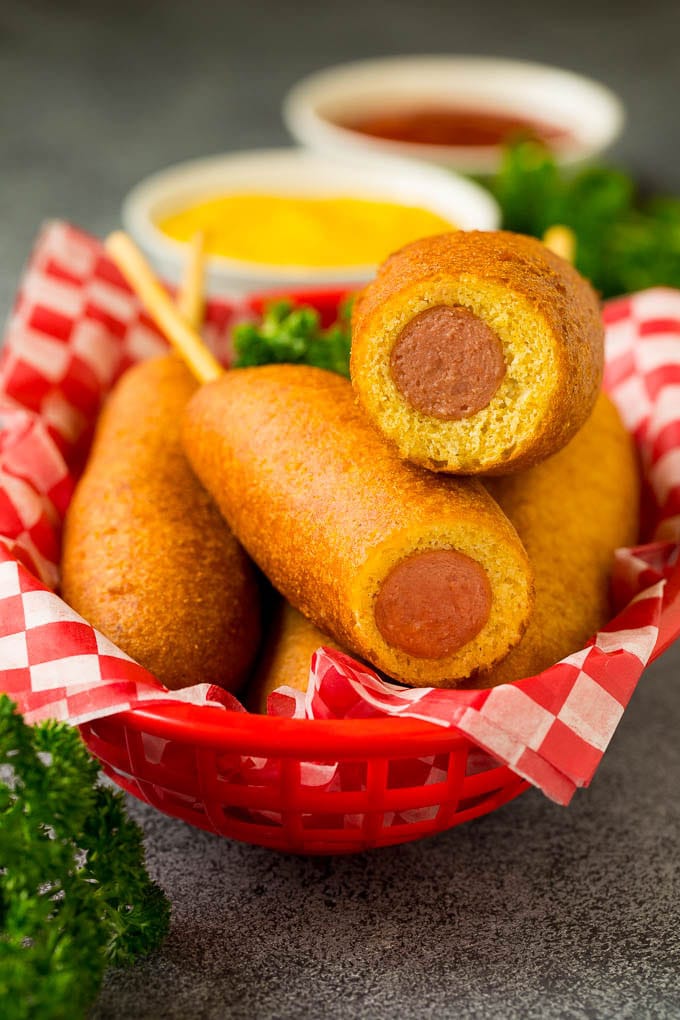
[351, 230, 604, 475]
[250, 392, 639, 699]
[181, 364, 534, 686]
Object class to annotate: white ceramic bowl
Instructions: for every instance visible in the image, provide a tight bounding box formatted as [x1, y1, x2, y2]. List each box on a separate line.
[122, 147, 500, 298]
[283, 56, 626, 176]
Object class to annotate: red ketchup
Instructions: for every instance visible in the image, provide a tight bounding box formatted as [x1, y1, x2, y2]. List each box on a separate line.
[339, 106, 570, 148]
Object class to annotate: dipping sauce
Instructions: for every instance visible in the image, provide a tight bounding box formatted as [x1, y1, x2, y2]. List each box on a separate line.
[157, 194, 455, 268]
[339, 106, 571, 149]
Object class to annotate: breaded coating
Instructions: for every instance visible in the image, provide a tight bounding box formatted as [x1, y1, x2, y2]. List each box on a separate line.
[470, 392, 639, 687]
[182, 364, 533, 687]
[61, 355, 261, 691]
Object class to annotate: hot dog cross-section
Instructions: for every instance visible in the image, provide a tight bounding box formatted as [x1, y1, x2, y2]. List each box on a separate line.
[351, 230, 604, 474]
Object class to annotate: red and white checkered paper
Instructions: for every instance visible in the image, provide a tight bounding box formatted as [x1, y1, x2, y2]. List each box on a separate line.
[0, 222, 678, 806]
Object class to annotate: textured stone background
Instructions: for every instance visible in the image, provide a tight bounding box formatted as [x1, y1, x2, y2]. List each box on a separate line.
[1, 2, 679, 1017]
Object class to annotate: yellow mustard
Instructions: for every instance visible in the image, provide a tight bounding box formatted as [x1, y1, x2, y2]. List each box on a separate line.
[157, 193, 454, 268]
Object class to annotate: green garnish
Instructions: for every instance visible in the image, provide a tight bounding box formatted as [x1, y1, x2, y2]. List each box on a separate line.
[493, 140, 680, 297]
[0, 695, 170, 1020]
[233, 297, 352, 377]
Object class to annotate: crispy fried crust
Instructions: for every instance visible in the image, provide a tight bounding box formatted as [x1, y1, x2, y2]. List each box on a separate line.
[61, 355, 261, 691]
[247, 394, 638, 699]
[182, 364, 534, 687]
[351, 230, 604, 474]
[467, 392, 640, 687]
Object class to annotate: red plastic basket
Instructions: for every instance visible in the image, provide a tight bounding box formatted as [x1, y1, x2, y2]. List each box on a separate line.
[79, 593, 680, 856]
[73, 286, 680, 856]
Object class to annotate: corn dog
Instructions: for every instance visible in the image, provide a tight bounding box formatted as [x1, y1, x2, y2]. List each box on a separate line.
[470, 392, 640, 687]
[181, 364, 534, 687]
[351, 230, 603, 474]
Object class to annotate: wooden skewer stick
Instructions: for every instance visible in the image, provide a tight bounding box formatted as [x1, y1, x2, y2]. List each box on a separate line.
[105, 231, 223, 385]
[543, 224, 576, 264]
[177, 231, 206, 330]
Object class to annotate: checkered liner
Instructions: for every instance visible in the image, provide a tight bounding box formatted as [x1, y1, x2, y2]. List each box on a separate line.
[0, 222, 678, 807]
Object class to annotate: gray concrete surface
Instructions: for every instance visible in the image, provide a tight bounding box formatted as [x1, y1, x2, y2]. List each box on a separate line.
[1, 1, 679, 1017]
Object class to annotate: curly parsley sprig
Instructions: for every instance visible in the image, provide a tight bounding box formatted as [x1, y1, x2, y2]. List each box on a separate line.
[0, 695, 170, 1020]
[233, 297, 352, 377]
[492, 140, 680, 298]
